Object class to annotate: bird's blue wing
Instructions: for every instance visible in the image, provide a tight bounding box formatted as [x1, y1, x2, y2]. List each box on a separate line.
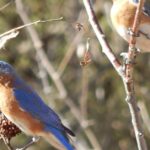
[45, 126, 74, 150]
[13, 85, 75, 150]
[13, 83, 64, 131]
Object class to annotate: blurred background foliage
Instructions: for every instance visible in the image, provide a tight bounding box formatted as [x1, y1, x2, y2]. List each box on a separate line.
[0, 0, 150, 150]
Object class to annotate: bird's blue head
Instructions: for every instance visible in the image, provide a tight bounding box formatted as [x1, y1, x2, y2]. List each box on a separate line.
[0, 61, 15, 76]
[0, 61, 26, 87]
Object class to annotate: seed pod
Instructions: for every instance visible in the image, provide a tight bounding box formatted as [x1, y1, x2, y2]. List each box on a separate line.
[0, 113, 21, 140]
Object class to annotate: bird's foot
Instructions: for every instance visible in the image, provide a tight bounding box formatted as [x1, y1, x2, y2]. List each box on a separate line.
[127, 28, 140, 37]
[16, 136, 40, 150]
[32, 136, 40, 142]
[120, 52, 136, 65]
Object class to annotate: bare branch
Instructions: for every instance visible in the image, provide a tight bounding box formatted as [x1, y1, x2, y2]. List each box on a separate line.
[82, 0, 148, 150]
[0, 0, 14, 11]
[0, 17, 63, 39]
[0, 17, 63, 50]
[57, 10, 85, 76]
[0, 31, 19, 49]
[36, 55, 51, 94]
[16, 137, 40, 150]
[83, 0, 124, 78]
[57, 33, 82, 76]
[123, 0, 148, 150]
[80, 68, 89, 121]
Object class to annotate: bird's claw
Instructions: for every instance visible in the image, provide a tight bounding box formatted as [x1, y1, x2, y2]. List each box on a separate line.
[127, 28, 140, 37]
[16, 137, 40, 150]
[120, 52, 129, 63]
[120, 52, 136, 65]
[32, 136, 40, 142]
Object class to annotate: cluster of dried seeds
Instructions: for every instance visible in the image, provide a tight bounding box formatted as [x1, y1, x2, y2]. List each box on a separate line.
[0, 113, 21, 140]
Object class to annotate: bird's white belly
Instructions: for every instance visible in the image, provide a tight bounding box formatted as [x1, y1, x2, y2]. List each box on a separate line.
[116, 25, 150, 52]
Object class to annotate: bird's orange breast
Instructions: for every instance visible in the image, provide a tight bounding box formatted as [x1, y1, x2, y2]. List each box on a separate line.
[111, 0, 150, 28]
[111, 0, 136, 28]
[0, 75, 44, 135]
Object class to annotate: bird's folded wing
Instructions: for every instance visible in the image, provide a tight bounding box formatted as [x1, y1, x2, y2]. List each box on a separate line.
[13, 87, 64, 131]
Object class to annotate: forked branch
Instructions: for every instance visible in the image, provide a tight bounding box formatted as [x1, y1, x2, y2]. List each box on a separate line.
[82, 0, 148, 149]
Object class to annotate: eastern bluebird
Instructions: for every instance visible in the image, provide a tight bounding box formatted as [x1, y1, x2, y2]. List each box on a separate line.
[0, 61, 75, 150]
[111, 0, 150, 52]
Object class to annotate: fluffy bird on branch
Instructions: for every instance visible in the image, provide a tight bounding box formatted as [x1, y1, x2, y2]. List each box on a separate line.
[111, 0, 150, 52]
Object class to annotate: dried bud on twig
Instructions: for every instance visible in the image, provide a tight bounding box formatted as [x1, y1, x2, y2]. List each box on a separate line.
[80, 38, 92, 67]
[0, 113, 21, 141]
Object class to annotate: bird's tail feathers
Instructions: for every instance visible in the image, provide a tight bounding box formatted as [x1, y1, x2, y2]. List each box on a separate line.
[42, 127, 75, 150]
[62, 125, 75, 137]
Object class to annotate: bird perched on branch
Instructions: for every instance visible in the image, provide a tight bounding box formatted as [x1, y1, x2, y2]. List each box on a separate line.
[0, 61, 75, 150]
[111, 0, 150, 52]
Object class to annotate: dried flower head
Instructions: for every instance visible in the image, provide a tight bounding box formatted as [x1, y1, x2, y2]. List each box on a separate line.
[0, 113, 21, 140]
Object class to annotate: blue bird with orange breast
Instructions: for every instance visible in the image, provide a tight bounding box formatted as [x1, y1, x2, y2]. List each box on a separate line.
[0, 61, 75, 150]
[111, 0, 150, 52]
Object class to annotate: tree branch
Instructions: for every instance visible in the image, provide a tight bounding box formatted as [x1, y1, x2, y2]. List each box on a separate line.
[83, 0, 124, 78]
[82, 0, 148, 149]
[0, 18, 63, 50]
[123, 0, 147, 150]
[0, 0, 14, 11]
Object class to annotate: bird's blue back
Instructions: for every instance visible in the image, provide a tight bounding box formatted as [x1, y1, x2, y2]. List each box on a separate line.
[13, 69, 75, 150]
[13, 77, 64, 131]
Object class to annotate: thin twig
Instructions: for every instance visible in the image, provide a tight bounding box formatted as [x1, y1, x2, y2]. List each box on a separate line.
[123, 0, 148, 150]
[0, 0, 14, 11]
[80, 38, 91, 121]
[57, 33, 82, 76]
[1, 136, 13, 150]
[82, 0, 148, 150]
[57, 10, 85, 76]
[16, 0, 67, 98]
[0, 17, 63, 50]
[0, 17, 63, 38]
[80, 68, 88, 121]
[36, 55, 51, 94]
[0, 32, 19, 49]
[16, 137, 40, 150]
